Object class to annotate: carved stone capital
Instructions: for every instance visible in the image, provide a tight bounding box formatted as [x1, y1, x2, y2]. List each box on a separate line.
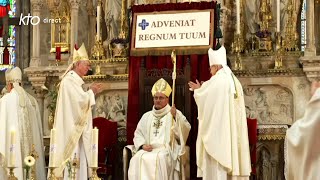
[24, 66, 67, 94]
[31, 1, 43, 11]
[69, 0, 80, 9]
[86, 0, 95, 16]
[299, 56, 320, 82]
[29, 57, 41, 67]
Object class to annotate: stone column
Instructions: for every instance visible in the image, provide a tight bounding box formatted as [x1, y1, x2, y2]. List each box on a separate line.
[87, 0, 96, 56]
[305, 0, 316, 56]
[27, 75, 49, 135]
[34, 88, 49, 135]
[69, 0, 80, 63]
[30, 0, 42, 66]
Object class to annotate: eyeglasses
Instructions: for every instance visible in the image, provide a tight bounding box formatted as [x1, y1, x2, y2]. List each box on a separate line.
[153, 96, 166, 101]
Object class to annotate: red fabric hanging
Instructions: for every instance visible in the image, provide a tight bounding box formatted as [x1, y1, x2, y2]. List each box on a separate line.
[56, 46, 61, 61]
[0, 4, 10, 18]
[247, 118, 258, 175]
[3, 46, 9, 64]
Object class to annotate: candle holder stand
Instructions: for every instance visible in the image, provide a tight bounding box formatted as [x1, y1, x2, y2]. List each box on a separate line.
[232, 34, 244, 70]
[89, 167, 101, 180]
[70, 155, 80, 180]
[91, 35, 104, 75]
[274, 32, 284, 69]
[47, 167, 58, 180]
[7, 166, 18, 180]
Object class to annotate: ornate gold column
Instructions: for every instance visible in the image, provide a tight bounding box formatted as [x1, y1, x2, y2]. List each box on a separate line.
[119, 0, 129, 38]
[30, 0, 42, 67]
[305, 0, 316, 56]
[69, 0, 80, 63]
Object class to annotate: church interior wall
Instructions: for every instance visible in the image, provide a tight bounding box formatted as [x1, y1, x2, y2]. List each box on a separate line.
[1, 0, 320, 179]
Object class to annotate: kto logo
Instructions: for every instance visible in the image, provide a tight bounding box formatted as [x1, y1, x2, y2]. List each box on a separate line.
[19, 13, 40, 25]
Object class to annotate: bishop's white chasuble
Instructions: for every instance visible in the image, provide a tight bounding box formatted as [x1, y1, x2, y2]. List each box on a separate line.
[285, 88, 320, 180]
[0, 88, 46, 180]
[128, 104, 191, 180]
[49, 71, 95, 180]
[194, 70, 251, 180]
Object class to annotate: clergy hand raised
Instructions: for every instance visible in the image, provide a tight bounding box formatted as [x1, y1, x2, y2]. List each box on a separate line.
[188, 80, 201, 91]
[90, 83, 103, 95]
[142, 144, 153, 152]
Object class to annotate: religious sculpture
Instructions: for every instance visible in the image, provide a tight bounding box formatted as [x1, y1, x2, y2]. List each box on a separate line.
[260, 149, 272, 180]
[103, 0, 122, 56]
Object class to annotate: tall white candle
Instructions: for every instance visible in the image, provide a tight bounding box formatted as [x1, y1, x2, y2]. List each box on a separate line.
[97, 5, 101, 40]
[91, 127, 99, 167]
[9, 129, 16, 167]
[49, 128, 57, 167]
[236, 0, 240, 34]
[276, 0, 280, 32]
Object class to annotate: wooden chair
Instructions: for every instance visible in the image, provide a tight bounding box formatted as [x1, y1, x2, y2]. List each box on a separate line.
[138, 59, 191, 120]
[93, 117, 118, 180]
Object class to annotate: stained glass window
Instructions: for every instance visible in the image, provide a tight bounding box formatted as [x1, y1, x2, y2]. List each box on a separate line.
[0, 0, 16, 71]
[301, 0, 306, 51]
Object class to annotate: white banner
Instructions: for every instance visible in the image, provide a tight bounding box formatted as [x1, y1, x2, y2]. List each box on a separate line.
[133, 10, 212, 48]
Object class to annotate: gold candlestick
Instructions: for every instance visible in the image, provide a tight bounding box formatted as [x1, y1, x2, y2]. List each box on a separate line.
[232, 34, 243, 70]
[7, 167, 17, 180]
[274, 32, 283, 69]
[91, 35, 104, 75]
[48, 167, 58, 180]
[71, 154, 80, 180]
[89, 167, 101, 180]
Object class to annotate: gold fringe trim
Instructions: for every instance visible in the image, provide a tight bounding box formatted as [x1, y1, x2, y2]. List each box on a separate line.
[130, 46, 211, 56]
[55, 103, 91, 176]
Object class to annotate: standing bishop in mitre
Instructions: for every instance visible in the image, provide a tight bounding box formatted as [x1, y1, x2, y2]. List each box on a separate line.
[188, 46, 251, 180]
[285, 81, 320, 180]
[128, 78, 191, 180]
[50, 44, 102, 179]
[0, 67, 46, 180]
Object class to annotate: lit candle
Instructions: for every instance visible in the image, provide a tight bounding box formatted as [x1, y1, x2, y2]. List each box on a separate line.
[9, 129, 16, 167]
[236, 0, 240, 34]
[97, 5, 101, 40]
[91, 127, 99, 167]
[49, 128, 56, 167]
[276, 0, 280, 32]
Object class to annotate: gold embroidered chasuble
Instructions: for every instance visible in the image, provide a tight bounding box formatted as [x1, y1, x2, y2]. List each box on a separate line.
[50, 71, 95, 179]
[0, 88, 46, 180]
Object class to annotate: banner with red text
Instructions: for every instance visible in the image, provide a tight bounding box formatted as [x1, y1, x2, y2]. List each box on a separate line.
[130, 9, 215, 56]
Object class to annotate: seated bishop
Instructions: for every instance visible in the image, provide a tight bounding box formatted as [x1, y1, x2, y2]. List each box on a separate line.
[128, 78, 191, 180]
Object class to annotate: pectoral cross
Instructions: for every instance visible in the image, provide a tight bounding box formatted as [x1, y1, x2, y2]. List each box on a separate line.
[153, 129, 159, 136]
[153, 118, 162, 137]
